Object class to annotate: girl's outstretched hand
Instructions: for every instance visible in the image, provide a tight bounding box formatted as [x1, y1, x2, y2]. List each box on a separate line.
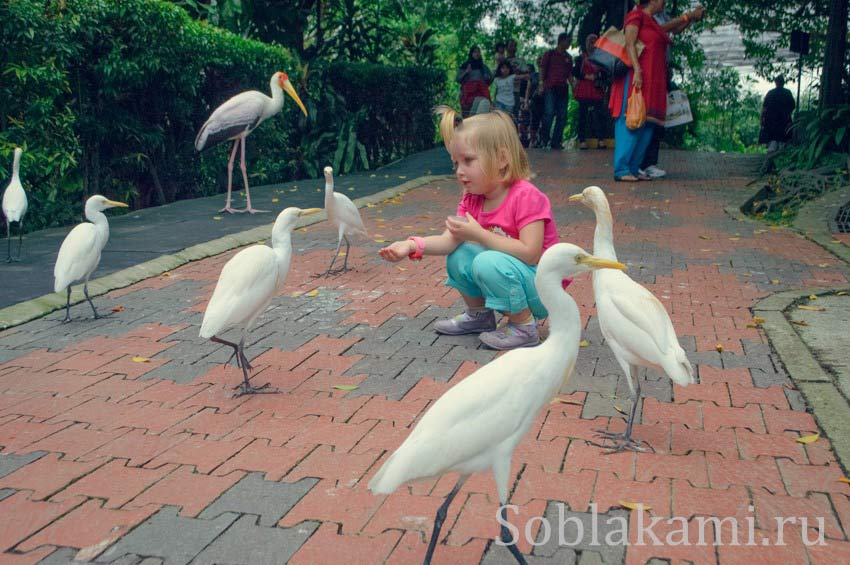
[379, 240, 415, 263]
[446, 213, 483, 242]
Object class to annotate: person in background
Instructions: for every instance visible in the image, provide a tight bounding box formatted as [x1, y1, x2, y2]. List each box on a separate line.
[574, 33, 609, 150]
[518, 63, 538, 147]
[759, 75, 795, 153]
[493, 61, 526, 115]
[609, 0, 704, 182]
[538, 32, 574, 150]
[457, 46, 494, 118]
[528, 57, 545, 147]
[494, 42, 506, 68]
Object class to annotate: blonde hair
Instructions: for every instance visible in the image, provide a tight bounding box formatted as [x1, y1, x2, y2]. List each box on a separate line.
[434, 106, 531, 185]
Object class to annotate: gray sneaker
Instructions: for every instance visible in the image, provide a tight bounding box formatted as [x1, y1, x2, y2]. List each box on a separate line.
[434, 309, 497, 335]
[479, 322, 540, 350]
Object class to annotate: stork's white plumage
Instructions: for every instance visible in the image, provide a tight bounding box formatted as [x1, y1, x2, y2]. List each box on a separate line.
[195, 71, 307, 214]
[200, 206, 320, 396]
[2, 147, 27, 262]
[320, 166, 367, 276]
[368, 243, 626, 564]
[570, 186, 694, 452]
[54, 195, 128, 322]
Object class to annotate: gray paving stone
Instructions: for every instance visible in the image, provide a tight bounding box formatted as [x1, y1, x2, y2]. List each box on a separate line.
[0, 450, 47, 478]
[750, 367, 790, 388]
[0, 488, 15, 501]
[198, 473, 317, 527]
[483, 543, 578, 565]
[438, 345, 498, 367]
[529, 502, 629, 564]
[38, 547, 78, 564]
[97, 507, 238, 565]
[785, 389, 808, 412]
[396, 357, 461, 383]
[191, 515, 319, 565]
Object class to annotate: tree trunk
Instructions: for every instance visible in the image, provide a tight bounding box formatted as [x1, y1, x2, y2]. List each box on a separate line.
[821, 0, 849, 106]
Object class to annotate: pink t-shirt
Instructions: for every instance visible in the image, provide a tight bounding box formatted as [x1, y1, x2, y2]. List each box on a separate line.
[456, 179, 559, 253]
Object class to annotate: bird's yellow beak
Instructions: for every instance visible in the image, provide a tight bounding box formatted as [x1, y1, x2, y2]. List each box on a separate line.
[282, 78, 308, 116]
[568, 194, 584, 203]
[298, 208, 322, 216]
[578, 255, 627, 270]
[105, 200, 129, 208]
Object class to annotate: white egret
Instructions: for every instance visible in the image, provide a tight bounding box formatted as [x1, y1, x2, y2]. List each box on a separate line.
[2, 147, 27, 262]
[368, 243, 626, 564]
[570, 186, 694, 453]
[54, 195, 128, 323]
[199, 206, 321, 397]
[320, 166, 367, 276]
[195, 71, 307, 214]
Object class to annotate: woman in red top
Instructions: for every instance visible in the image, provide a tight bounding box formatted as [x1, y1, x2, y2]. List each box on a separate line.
[609, 0, 704, 181]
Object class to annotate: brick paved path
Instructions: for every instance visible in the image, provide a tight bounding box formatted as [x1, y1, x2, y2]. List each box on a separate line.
[1, 150, 849, 564]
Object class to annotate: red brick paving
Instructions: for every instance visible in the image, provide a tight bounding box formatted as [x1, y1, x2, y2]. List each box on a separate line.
[0, 151, 848, 563]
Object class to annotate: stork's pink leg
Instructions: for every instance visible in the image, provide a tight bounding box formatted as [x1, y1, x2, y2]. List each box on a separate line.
[220, 140, 243, 213]
[240, 137, 268, 214]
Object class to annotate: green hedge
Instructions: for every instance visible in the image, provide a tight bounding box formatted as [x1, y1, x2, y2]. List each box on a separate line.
[0, 0, 444, 231]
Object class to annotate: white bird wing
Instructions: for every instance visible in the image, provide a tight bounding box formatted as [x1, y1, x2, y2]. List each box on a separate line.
[196, 91, 267, 150]
[54, 223, 100, 292]
[332, 193, 368, 237]
[2, 178, 27, 222]
[601, 273, 675, 357]
[369, 348, 542, 492]
[199, 245, 279, 338]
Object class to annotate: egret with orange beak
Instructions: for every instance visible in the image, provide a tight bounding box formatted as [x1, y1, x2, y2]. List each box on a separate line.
[54, 195, 129, 322]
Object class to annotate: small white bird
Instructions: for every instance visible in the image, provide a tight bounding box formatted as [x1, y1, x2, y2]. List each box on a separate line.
[320, 166, 368, 277]
[54, 195, 128, 323]
[195, 71, 307, 214]
[570, 186, 694, 453]
[2, 147, 28, 262]
[368, 243, 626, 564]
[200, 206, 321, 397]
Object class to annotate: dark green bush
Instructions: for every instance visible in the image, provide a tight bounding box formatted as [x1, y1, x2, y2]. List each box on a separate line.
[1, 0, 443, 231]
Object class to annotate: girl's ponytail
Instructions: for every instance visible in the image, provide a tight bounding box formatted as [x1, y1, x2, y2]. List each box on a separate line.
[434, 105, 461, 150]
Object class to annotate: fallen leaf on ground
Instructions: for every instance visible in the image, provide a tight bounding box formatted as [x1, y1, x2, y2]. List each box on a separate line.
[579, 340, 590, 347]
[614, 405, 627, 415]
[772, 279, 780, 284]
[111, 306, 125, 312]
[796, 433, 820, 444]
[550, 397, 583, 406]
[791, 320, 809, 326]
[397, 266, 407, 271]
[715, 344, 724, 352]
[798, 305, 825, 311]
[212, 216, 222, 220]
[752, 316, 765, 325]
[348, 188, 355, 191]
[305, 289, 319, 297]
[809, 295, 818, 300]
[271, 198, 279, 203]
[728, 237, 740, 241]
[333, 385, 359, 391]
[619, 501, 651, 511]
[699, 235, 711, 240]
[819, 263, 830, 268]
[373, 239, 387, 243]
[838, 291, 848, 296]
[132, 356, 150, 363]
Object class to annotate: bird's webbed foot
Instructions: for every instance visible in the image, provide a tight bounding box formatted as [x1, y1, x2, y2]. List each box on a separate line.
[232, 382, 280, 398]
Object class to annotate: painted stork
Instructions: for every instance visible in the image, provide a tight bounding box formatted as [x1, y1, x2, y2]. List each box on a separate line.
[195, 71, 307, 214]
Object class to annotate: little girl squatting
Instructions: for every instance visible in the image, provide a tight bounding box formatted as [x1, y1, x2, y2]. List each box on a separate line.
[379, 106, 560, 350]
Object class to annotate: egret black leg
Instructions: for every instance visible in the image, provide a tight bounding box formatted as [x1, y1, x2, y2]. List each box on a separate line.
[424, 475, 468, 565]
[4, 222, 10, 263]
[211, 335, 242, 369]
[499, 505, 528, 564]
[83, 283, 104, 319]
[342, 235, 351, 271]
[320, 237, 343, 277]
[231, 337, 279, 398]
[594, 369, 648, 453]
[16, 221, 23, 261]
[61, 287, 72, 323]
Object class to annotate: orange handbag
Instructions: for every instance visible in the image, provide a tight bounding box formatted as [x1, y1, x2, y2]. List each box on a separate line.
[626, 87, 646, 129]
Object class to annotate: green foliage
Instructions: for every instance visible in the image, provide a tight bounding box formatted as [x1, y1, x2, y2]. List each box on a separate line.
[1, 0, 442, 232]
[781, 105, 850, 169]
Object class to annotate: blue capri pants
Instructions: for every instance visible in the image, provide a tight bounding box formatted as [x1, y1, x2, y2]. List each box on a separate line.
[445, 242, 548, 320]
